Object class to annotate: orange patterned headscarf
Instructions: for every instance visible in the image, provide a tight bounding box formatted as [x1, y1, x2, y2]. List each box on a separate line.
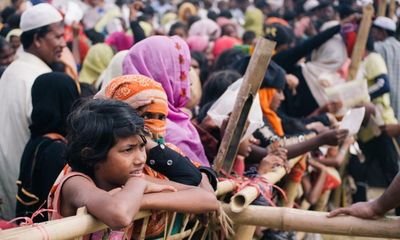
[99, 74, 169, 138]
[258, 88, 284, 137]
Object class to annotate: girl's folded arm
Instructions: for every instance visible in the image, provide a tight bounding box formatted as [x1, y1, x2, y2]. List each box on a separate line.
[140, 187, 219, 214]
[62, 176, 147, 229]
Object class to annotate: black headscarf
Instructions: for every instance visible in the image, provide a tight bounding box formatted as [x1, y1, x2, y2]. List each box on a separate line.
[234, 56, 287, 90]
[16, 73, 80, 220]
[30, 72, 80, 137]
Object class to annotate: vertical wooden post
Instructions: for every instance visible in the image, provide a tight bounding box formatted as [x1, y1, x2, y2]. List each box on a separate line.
[378, 0, 388, 17]
[348, 4, 374, 81]
[213, 39, 276, 174]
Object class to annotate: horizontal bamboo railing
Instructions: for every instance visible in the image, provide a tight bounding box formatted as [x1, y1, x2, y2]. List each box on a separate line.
[230, 155, 303, 213]
[223, 204, 400, 239]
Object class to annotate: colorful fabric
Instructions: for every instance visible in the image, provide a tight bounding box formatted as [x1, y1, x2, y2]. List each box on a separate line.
[258, 88, 284, 136]
[188, 18, 221, 40]
[79, 43, 114, 85]
[63, 24, 91, 63]
[244, 7, 264, 37]
[178, 2, 197, 23]
[105, 32, 133, 52]
[212, 36, 242, 58]
[186, 35, 209, 52]
[123, 36, 209, 166]
[98, 74, 168, 137]
[98, 50, 128, 90]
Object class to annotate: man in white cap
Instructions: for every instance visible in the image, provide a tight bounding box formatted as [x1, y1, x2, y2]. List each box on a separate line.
[0, 3, 65, 220]
[371, 16, 400, 119]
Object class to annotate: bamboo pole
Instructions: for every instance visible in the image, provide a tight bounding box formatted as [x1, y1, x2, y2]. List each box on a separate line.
[222, 204, 400, 239]
[230, 156, 303, 213]
[378, 0, 388, 17]
[314, 190, 332, 212]
[216, 180, 237, 196]
[0, 211, 152, 240]
[233, 225, 256, 240]
[283, 181, 299, 207]
[213, 39, 276, 173]
[348, 4, 374, 81]
[389, 0, 396, 18]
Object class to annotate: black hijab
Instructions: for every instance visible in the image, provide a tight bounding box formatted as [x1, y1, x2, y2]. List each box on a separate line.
[29, 72, 80, 137]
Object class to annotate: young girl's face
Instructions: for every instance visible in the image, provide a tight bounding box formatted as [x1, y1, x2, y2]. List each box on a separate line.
[96, 135, 147, 188]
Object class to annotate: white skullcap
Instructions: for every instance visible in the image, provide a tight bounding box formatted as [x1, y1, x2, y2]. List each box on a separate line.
[20, 3, 63, 32]
[373, 16, 396, 32]
[303, 0, 320, 12]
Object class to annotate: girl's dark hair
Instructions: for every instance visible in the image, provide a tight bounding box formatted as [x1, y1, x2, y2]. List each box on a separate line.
[199, 70, 241, 108]
[191, 51, 209, 85]
[66, 99, 146, 176]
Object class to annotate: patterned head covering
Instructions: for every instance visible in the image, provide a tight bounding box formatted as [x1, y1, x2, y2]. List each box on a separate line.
[122, 35, 209, 166]
[98, 74, 168, 139]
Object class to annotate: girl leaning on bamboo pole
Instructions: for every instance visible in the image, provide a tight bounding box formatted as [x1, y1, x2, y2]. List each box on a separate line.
[47, 99, 219, 240]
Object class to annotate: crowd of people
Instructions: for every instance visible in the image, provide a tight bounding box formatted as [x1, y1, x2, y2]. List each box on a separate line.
[1, 0, 400, 239]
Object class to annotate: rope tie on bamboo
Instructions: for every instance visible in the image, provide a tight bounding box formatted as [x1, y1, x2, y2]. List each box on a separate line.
[219, 170, 287, 206]
[7, 203, 56, 240]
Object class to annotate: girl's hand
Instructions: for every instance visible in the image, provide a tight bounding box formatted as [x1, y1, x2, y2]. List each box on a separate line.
[145, 181, 177, 194]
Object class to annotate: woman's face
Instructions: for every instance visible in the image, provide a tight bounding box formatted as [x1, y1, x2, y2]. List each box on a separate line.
[95, 135, 146, 188]
[270, 89, 284, 112]
[190, 58, 200, 77]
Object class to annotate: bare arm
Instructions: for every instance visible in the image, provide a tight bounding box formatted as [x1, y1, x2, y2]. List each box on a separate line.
[248, 129, 349, 162]
[61, 176, 147, 229]
[140, 187, 219, 214]
[328, 173, 400, 219]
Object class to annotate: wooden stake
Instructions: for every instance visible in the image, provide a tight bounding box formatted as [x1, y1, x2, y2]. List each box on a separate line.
[213, 39, 276, 173]
[348, 4, 374, 81]
[222, 204, 400, 239]
[378, 0, 388, 16]
[389, 0, 396, 18]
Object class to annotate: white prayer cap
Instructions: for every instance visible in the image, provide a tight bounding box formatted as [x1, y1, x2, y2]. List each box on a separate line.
[373, 16, 396, 32]
[303, 0, 319, 12]
[20, 3, 63, 32]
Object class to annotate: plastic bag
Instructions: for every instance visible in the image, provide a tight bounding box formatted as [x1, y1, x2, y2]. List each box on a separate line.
[207, 78, 264, 142]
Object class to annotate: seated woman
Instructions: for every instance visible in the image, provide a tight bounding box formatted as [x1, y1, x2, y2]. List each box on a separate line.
[16, 72, 80, 222]
[48, 99, 219, 239]
[96, 74, 216, 190]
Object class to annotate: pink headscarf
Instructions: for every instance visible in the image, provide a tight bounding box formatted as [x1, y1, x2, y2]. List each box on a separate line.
[213, 36, 242, 58]
[186, 35, 209, 52]
[105, 32, 134, 52]
[188, 18, 221, 40]
[123, 36, 209, 166]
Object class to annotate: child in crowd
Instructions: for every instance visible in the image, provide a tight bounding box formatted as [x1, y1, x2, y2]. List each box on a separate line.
[48, 99, 219, 239]
[96, 74, 217, 190]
